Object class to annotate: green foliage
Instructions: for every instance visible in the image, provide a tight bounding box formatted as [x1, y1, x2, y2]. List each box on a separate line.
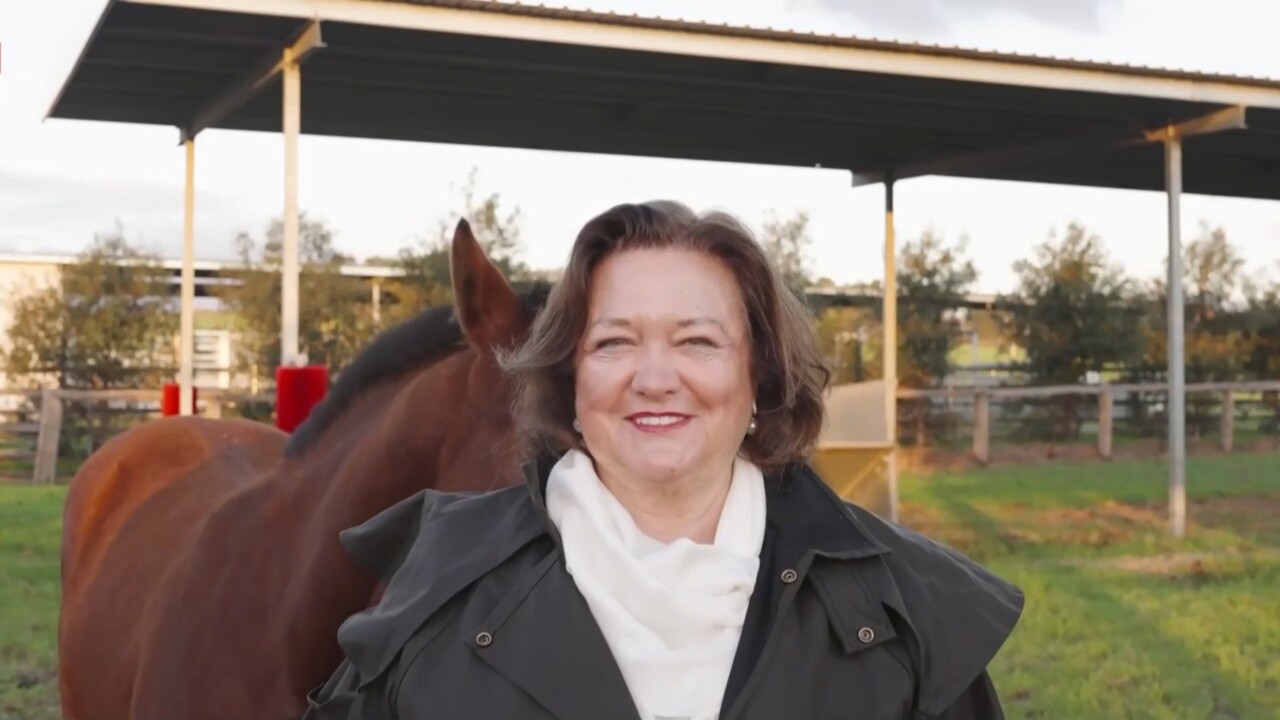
[1241, 267, 1280, 431]
[895, 230, 978, 388]
[0, 225, 178, 457]
[807, 229, 976, 409]
[386, 167, 528, 325]
[759, 208, 813, 297]
[1242, 268, 1280, 380]
[1001, 222, 1142, 385]
[890, 231, 979, 446]
[2, 226, 177, 390]
[998, 223, 1142, 440]
[213, 213, 375, 383]
[1140, 223, 1249, 383]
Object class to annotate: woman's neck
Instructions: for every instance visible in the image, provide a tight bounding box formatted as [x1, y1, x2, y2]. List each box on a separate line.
[595, 461, 734, 544]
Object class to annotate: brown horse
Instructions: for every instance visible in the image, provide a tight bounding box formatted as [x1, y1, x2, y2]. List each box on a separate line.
[57, 221, 546, 720]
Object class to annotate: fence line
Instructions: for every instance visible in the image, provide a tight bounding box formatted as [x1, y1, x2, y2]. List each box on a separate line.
[13, 380, 1280, 483]
[899, 381, 1280, 464]
[24, 388, 274, 484]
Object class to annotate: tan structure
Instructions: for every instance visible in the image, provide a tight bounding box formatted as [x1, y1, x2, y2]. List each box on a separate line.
[0, 257, 62, 394]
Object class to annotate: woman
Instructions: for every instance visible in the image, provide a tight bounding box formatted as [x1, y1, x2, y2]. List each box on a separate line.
[304, 201, 1023, 720]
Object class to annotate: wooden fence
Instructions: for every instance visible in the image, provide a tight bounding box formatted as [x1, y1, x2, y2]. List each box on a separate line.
[900, 380, 1280, 464]
[11, 388, 273, 484]
[9, 380, 1280, 483]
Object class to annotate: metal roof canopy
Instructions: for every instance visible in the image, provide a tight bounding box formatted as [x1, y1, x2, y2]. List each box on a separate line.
[46, 0, 1280, 536]
[49, 0, 1280, 198]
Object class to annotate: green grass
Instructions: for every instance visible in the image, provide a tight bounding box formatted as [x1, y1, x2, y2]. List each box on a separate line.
[901, 453, 1280, 719]
[2, 454, 1278, 719]
[0, 485, 63, 720]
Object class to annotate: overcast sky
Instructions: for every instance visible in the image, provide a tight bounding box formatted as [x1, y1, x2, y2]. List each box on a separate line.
[1, 0, 1279, 292]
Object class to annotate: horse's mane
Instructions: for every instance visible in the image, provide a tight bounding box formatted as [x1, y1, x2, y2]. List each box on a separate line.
[284, 282, 553, 457]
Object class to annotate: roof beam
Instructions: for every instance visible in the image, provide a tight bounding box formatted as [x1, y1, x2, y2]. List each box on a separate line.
[178, 18, 324, 143]
[1144, 104, 1250, 140]
[852, 105, 1247, 187]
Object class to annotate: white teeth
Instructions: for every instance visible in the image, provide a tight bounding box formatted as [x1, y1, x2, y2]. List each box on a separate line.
[633, 415, 682, 427]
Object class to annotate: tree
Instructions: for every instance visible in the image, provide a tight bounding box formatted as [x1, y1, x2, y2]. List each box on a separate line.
[1002, 222, 1141, 384]
[1242, 267, 1280, 380]
[760, 209, 813, 296]
[999, 222, 1142, 438]
[1141, 223, 1247, 382]
[1241, 266, 1280, 434]
[214, 213, 376, 384]
[894, 230, 978, 388]
[3, 224, 177, 390]
[891, 230, 978, 445]
[387, 168, 529, 323]
[2, 225, 179, 455]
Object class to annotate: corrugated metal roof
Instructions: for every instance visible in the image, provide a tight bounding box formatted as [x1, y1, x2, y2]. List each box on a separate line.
[42, 0, 1280, 200]
[401, 0, 1280, 88]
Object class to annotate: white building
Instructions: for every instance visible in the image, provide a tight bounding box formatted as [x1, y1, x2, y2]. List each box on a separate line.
[0, 252, 400, 391]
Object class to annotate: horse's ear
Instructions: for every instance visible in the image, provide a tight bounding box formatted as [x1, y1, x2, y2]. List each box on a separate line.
[450, 218, 525, 353]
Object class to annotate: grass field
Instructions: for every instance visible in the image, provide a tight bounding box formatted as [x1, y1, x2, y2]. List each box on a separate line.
[900, 454, 1280, 720]
[0, 484, 61, 720]
[2, 454, 1278, 720]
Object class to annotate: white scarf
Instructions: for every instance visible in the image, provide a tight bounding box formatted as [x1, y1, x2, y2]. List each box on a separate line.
[544, 449, 767, 720]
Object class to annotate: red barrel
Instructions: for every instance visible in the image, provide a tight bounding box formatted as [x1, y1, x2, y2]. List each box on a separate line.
[275, 365, 329, 432]
[161, 382, 197, 416]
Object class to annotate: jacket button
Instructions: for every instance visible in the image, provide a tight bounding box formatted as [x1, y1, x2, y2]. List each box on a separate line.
[475, 631, 493, 647]
[780, 568, 798, 583]
[858, 627, 875, 644]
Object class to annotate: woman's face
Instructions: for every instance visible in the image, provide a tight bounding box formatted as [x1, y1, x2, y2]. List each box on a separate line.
[574, 247, 754, 488]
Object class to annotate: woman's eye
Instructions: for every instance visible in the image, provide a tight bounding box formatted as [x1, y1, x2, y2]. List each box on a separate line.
[594, 337, 628, 349]
[681, 337, 717, 347]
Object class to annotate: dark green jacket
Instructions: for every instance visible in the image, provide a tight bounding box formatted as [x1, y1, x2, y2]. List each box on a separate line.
[303, 457, 1024, 720]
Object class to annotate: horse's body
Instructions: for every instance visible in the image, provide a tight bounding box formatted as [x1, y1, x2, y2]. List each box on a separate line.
[58, 223, 542, 720]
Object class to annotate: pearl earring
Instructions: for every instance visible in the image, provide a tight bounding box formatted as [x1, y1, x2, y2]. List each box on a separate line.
[572, 418, 581, 433]
[747, 401, 758, 435]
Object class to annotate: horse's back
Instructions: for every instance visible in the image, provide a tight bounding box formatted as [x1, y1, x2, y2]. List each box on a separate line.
[60, 416, 283, 590]
[58, 416, 286, 720]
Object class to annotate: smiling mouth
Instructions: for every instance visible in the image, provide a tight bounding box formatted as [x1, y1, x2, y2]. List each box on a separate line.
[626, 413, 692, 432]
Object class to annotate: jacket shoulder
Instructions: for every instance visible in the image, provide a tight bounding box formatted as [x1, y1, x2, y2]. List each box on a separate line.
[338, 484, 535, 583]
[843, 502, 1025, 718]
[332, 484, 546, 692]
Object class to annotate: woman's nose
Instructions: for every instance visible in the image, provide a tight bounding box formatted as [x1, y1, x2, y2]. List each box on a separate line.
[630, 345, 680, 395]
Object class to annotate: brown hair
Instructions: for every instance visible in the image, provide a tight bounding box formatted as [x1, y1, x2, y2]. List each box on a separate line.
[499, 200, 831, 474]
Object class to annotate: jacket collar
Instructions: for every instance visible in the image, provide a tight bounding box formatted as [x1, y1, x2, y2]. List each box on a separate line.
[767, 461, 892, 560]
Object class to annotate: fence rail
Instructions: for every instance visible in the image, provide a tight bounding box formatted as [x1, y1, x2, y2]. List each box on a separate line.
[15, 388, 274, 484]
[899, 381, 1280, 464]
[9, 380, 1280, 483]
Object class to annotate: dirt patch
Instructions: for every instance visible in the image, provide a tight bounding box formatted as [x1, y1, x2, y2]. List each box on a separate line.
[1025, 500, 1165, 546]
[1062, 551, 1227, 575]
[898, 502, 983, 552]
[1193, 495, 1280, 548]
[907, 494, 1280, 553]
[1052, 548, 1280, 589]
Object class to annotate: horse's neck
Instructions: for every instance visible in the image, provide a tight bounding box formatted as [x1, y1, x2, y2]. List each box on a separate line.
[268, 383, 434, 670]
